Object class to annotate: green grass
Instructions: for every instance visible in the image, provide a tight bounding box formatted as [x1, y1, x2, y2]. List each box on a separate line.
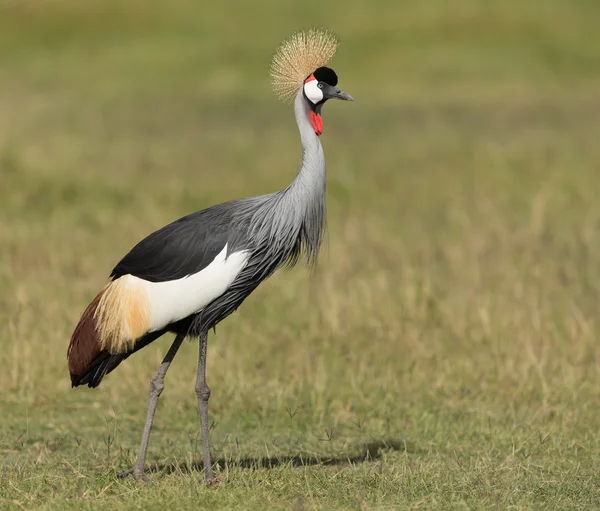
[1, 0, 600, 508]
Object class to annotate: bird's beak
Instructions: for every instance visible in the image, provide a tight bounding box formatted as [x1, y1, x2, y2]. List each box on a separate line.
[331, 88, 354, 101]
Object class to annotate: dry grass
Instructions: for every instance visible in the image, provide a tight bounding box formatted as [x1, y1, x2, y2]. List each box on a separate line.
[1, 0, 600, 508]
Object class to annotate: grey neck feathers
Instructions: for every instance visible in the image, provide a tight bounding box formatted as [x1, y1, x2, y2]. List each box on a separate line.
[288, 89, 327, 264]
[245, 90, 326, 268]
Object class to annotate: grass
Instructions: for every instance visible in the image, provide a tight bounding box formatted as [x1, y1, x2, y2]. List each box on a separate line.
[1, 0, 600, 508]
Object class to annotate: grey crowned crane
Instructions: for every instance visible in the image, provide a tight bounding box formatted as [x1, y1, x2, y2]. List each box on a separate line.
[67, 28, 353, 484]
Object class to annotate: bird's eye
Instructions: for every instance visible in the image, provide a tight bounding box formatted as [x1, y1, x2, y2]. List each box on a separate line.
[317, 83, 323, 89]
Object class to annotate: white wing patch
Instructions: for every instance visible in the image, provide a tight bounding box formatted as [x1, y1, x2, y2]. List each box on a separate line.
[142, 244, 249, 332]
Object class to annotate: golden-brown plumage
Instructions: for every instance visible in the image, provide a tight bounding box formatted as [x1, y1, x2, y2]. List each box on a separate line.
[94, 276, 151, 353]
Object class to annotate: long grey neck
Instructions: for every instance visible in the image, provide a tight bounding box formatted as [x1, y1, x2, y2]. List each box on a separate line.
[284, 90, 327, 264]
[244, 90, 326, 268]
[292, 90, 325, 188]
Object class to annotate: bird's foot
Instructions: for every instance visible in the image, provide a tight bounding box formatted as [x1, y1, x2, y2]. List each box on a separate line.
[204, 471, 219, 487]
[118, 467, 150, 483]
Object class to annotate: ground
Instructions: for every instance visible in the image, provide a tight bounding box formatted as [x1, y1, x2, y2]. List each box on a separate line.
[1, 0, 600, 509]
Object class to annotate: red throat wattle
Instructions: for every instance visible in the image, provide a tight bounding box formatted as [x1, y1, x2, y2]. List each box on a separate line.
[310, 111, 323, 136]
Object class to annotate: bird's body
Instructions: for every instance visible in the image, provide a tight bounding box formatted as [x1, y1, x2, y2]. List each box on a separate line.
[68, 93, 327, 388]
[67, 28, 352, 483]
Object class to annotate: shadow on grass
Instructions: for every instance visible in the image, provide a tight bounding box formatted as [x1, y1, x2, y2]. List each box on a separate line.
[134, 439, 415, 477]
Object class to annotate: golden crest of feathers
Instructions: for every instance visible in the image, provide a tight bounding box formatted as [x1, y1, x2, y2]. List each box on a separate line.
[270, 28, 339, 102]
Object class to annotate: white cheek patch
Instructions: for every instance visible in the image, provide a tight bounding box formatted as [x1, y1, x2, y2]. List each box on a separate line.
[303, 80, 323, 104]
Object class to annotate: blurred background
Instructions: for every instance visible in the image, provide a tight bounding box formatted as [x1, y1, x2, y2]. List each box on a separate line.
[1, 0, 599, 507]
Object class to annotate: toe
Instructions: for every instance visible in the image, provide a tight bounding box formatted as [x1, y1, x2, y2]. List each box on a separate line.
[118, 468, 134, 479]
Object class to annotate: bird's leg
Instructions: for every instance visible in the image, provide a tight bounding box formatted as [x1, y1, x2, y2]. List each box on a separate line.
[195, 331, 214, 483]
[119, 332, 185, 482]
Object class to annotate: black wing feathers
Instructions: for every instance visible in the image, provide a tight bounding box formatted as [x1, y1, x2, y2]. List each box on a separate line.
[111, 202, 240, 282]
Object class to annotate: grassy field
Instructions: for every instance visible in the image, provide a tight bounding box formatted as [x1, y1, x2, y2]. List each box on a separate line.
[1, 0, 600, 508]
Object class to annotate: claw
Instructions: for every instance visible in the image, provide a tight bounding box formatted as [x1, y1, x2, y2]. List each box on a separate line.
[118, 468, 150, 483]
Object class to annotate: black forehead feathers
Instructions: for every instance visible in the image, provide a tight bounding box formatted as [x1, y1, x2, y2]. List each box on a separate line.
[313, 67, 338, 86]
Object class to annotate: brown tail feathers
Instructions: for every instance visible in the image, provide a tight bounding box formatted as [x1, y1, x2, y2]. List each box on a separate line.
[67, 290, 104, 387]
[68, 283, 166, 388]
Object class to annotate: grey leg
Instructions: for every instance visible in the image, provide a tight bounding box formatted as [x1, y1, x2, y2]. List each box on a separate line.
[119, 332, 185, 482]
[195, 331, 214, 483]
